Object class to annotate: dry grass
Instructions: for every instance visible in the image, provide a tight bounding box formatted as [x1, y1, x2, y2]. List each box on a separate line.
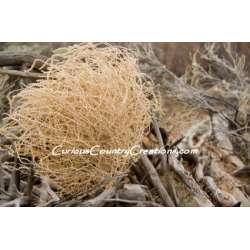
[0, 43, 158, 197]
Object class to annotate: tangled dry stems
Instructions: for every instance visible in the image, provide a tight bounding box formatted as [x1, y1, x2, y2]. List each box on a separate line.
[0, 43, 158, 197]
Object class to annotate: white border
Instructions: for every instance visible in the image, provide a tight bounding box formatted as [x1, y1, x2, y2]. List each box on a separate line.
[0, 208, 249, 250]
[1, 0, 250, 41]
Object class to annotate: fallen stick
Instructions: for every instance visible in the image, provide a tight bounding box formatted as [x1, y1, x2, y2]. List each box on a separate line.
[0, 51, 48, 69]
[117, 184, 148, 201]
[151, 120, 178, 205]
[233, 166, 250, 177]
[140, 154, 175, 207]
[0, 197, 23, 207]
[203, 176, 240, 207]
[81, 187, 117, 207]
[168, 154, 214, 207]
[195, 161, 206, 182]
[0, 68, 46, 79]
[0, 150, 12, 163]
[207, 157, 247, 206]
[39, 179, 60, 204]
[105, 198, 162, 207]
[151, 119, 168, 172]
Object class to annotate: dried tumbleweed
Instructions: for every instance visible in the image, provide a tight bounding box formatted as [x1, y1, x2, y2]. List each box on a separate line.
[0, 43, 159, 197]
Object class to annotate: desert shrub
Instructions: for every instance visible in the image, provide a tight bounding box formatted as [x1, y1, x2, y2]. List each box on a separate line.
[0, 43, 158, 197]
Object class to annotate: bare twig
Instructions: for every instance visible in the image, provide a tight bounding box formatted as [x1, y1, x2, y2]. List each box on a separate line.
[0, 51, 48, 69]
[117, 184, 148, 201]
[203, 176, 240, 206]
[152, 119, 168, 172]
[140, 154, 175, 207]
[104, 198, 162, 207]
[0, 198, 23, 207]
[38, 179, 60, 206]
[151, 119, 179, 205]
[25, 164, 34, 205]
[81, 187, 117, 207]
[168, 154, 214, 207]
[0, 68, 46, 79]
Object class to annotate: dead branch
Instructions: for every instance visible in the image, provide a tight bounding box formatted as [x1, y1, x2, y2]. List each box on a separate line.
[140, 154, 175, 207]
[25, 164, 34, 205]
[151, 119, 179, 205]
[0, 68, 46, 79]
[0, 150, 12, 163]
[117, 184, 148, 201]
[0, 197, 23, 207]
[168, 154, 214, 207]
[151, 119, 168, 173]
[38, 178, 60, 206]
[0, 51, 48, 69]
[203, 176, 240, 206]
[104, 198, 162, 207]
[195, 161, 206, 182]
[233, 166, 250, 177]
[81, 187, 117, 207]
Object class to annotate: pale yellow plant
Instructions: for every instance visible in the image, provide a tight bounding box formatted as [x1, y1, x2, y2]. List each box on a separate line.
[1, 43, 159, 197]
